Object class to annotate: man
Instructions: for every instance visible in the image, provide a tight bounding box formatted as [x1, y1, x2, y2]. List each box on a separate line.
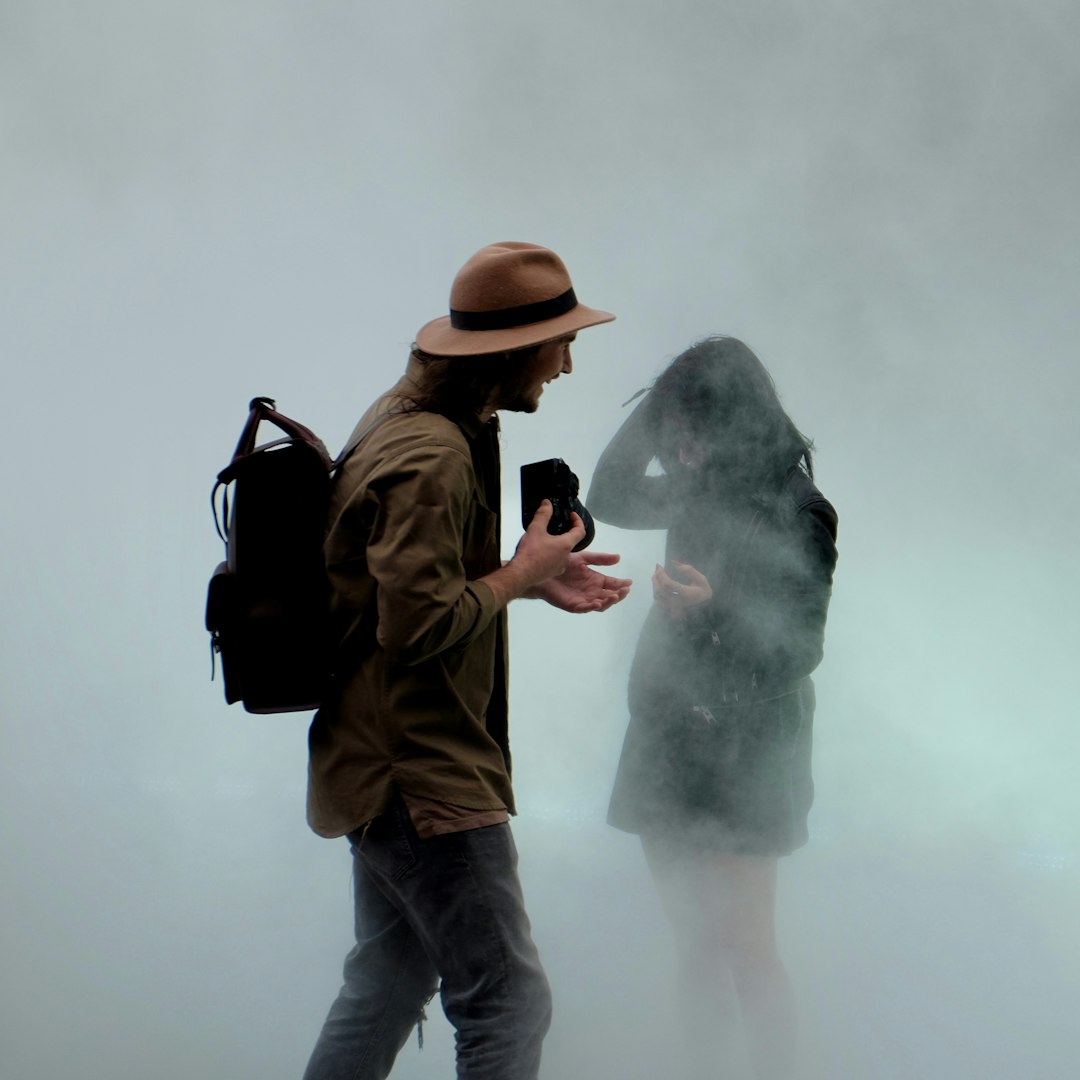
[302, 242, 630, 1080]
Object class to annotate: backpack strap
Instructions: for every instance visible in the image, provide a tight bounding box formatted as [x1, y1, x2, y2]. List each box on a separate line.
[331, 409, 402, 472]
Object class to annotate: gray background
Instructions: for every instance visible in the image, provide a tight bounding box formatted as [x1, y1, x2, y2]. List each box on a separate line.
[2, 2, 1078, 1077]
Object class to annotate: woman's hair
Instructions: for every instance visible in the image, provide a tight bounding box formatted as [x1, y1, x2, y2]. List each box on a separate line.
[647, 336, 814, 485]
[396, 343, 543, 417]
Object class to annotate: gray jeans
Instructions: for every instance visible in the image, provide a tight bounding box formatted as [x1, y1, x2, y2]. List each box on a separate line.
[302, 795, 552, 1080]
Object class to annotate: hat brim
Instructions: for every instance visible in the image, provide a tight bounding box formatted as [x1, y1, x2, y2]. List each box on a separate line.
[414, 303, 615, 358]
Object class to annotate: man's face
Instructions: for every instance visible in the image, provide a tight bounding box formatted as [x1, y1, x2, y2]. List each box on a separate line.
[499, 334, 576, 413]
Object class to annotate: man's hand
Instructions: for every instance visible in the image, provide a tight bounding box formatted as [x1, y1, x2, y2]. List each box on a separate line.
[652, 561, 712, 619]
[531, 550, 633, 613]
[480, 501, 587, 609]
[511, 501, 588, 583]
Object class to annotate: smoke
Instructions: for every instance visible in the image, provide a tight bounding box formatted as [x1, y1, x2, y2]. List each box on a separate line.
[3, 1, 1079, 1077]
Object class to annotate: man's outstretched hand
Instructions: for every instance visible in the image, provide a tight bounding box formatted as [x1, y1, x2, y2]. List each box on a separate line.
[532, 550, 632, 613]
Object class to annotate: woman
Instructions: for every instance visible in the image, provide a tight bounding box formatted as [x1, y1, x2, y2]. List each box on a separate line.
[588, 337, 838, 1079]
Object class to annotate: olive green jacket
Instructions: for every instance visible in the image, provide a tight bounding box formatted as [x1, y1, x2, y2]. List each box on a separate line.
[306, 362, 512, 837]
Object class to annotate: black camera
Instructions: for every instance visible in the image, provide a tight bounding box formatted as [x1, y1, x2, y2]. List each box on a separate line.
[520, 458, 595, 553]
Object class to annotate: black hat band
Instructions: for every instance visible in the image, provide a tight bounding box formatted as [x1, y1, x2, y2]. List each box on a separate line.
[450, 288, 578, 332]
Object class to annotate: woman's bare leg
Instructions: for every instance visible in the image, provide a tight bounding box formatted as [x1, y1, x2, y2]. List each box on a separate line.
[709, 855, 796, 1080]
[643, 839, 797, 1080]
[643, 838, 744, 1076]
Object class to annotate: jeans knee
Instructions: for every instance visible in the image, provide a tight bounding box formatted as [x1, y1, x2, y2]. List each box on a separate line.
[448, 966, 551, 1079]
[445, 958, 552, 1047]
[525, 966, 553, 1038]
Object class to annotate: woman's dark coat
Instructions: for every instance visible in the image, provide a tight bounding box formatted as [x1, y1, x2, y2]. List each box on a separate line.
[588, 397, 839, 854]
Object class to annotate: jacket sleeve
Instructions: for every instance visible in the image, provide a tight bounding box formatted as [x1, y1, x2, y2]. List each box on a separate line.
[358, 441, 499, 666]
[765, 498, 838, 682]
[740, 498, 838, 687]
[586, 394, 674, 530]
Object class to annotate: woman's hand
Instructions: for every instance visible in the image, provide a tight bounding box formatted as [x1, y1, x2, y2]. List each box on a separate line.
[652, 561, 713, 619]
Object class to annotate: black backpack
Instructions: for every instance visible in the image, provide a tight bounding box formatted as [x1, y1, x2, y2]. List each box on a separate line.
[205, 397, 334, 713]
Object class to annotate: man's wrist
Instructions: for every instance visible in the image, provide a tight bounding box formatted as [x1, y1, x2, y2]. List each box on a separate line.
[479, 560, 533, 609]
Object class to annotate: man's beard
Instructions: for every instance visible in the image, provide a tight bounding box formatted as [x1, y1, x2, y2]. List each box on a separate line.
[492, 376, 542, 414]
[499, 392, 541, 414]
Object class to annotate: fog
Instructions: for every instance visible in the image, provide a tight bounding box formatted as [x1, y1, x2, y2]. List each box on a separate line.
[2, 2, 1078, 1077]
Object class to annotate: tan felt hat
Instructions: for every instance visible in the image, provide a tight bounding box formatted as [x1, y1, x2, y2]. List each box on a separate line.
[415, 241, 615, 357]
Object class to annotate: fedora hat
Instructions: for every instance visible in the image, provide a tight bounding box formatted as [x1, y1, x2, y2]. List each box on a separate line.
[415, 241, 615, 357]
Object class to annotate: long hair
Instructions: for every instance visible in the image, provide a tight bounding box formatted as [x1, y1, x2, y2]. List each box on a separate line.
[396, 344, 542, 417]
[646, 336, 814, 488]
